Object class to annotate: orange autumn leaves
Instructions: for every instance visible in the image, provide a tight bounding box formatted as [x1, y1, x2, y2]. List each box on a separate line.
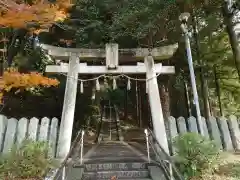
[0, 0, 71, 31]
[0, 0, 67, 103]
[3, 69, 59, 91]
[0, 68, 59, 103]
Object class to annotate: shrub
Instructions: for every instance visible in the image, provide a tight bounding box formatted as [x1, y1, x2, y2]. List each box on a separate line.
[0, 140, 57, 179]
[173, 133, 220, 179]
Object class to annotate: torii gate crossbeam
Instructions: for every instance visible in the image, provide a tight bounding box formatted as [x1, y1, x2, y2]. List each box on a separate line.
[46, 63, 174, 74]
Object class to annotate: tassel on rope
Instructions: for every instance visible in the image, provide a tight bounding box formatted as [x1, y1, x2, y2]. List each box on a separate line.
[127, 78, 131, 90]
[113, 77, 117, 90]
[80, 80, 84, 93]
[96, 78, 100, 91]
[146, 79, 148, 94]
[92, 92, 95, 100]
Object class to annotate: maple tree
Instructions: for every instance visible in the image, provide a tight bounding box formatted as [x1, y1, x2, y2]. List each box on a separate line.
[0, 0, 69, 104]
[0, 68, 60, 103]
[0, 0, 71, 32]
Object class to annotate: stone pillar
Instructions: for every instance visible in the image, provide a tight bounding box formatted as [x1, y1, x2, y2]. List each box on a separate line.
[106, 43, 119, 69]
[57, 53, 79, 159]
[144, 56, 169, 154]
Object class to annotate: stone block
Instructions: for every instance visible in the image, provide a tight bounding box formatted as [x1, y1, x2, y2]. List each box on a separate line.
[28, 117, 39, 141]
[176, 117, 187, 134]
[201, 117, 209, 138]
[218, 117, 233, 151]
[188, 116, 198, 133]
[168, 116, 178, 154]
[48, 117, 58, 158]
[228, 115, 240, 150]
[209, 116, 223, 149]
[168, 116, 178, 140]
[0, 114, 7, 152]
[16, 117, 28, 146]
[3, 118, 17, 153]
[39, 117, 50, 141]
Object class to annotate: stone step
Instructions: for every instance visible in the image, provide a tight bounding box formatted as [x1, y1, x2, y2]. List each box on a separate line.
[101, 127, 118, 129]
[82, 170, 150, 180]
[106, 131, 120, 134]
[84, 157, 148, 163]
[97, 179, 151, 180]
[128, 142, 155, 157]
[83, 162, 148, 172]
[83, 142, 148, 163]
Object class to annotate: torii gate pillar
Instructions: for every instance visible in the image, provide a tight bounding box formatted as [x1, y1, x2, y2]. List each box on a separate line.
[57, 53, 79, 159]
[145, 56, 169, 154]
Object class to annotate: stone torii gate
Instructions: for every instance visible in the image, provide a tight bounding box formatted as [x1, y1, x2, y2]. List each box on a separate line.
[41, 43, 177, 159]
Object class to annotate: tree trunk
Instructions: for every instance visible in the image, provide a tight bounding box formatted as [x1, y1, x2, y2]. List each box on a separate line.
[135, 80, 139, 126]
[0, 60, 3, 76]
[222, 2, 240, 78]
[138, 82, 143, 127]
[7, 29, 28, 67]
[159, 84, 170, 120]
[202, 75, 211, 118]
[124, 82, 128, 120]
[214, 65, 224, 116]
[141, 82, 150, 127]
[169, 75, 188, 118]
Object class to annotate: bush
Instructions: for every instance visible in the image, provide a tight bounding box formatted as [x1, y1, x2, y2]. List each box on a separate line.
[0, 140, 57, 179]
[173, 133, 220, 179]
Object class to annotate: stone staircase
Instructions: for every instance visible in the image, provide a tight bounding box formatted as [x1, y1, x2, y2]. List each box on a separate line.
[65, 104, 175, 180]
[82, 162, 151, 180]
[52, 136, 170, 180]
[99, 118, 120, 141]
[50, 103, 178, 180]
[81, 141, 152, 180]
[97, 105, 122, 142]
[80, 106, 166, 180]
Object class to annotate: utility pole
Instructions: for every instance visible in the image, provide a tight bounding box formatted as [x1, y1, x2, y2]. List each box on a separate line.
[192, 14, 211, 120]
[179, 12, 204, 136]
[184, 80, 192, 117]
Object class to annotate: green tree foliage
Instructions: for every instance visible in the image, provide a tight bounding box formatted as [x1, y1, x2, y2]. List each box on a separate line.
[65, 0, 179, 48]
[186, 0, 240, 116]
[199, 30, 240, 116]
[3, 0, 240, 118]
[42, 0, 240, 117]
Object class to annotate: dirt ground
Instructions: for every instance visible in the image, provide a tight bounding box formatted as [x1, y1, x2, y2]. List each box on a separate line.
[221, 152, 240, 163]
[192, 152, 240, 180]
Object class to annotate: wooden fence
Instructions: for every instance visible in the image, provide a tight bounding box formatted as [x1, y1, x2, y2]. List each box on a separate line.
[167, 115, 240, 152]
[0, 114, 59, 157]
[1, 113, 240, 158]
